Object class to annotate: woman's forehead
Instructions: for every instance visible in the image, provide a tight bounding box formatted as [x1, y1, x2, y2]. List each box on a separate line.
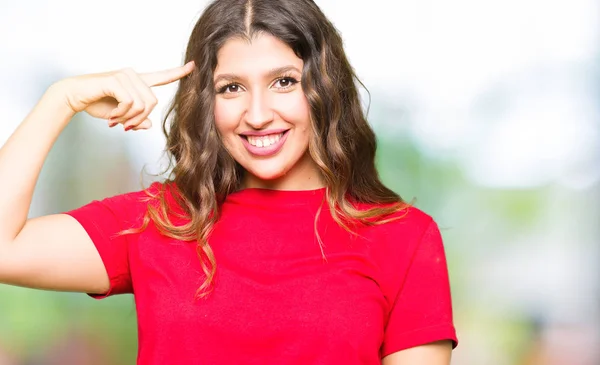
[214, 33, 303, 77]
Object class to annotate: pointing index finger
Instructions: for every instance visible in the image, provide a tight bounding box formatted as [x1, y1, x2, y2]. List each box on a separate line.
[140, 61, 195, 87]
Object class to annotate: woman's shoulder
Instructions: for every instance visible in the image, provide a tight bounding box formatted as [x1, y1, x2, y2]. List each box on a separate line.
[357, 202, 444, 255]
[100, 181, 163, 204]
[386, 204, 436, 232]
[361, 204, 447, 275]
[356, 200, 436, 236]
[95, 181, 179, 215]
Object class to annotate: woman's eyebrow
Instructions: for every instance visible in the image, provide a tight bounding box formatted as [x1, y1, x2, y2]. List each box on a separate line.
[213, 65, 301, 84]
[264, 65, 302, 79]
[214, 73, 241, 85]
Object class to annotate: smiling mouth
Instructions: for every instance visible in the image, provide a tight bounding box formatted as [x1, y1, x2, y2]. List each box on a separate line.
[241, 130, 289, 148]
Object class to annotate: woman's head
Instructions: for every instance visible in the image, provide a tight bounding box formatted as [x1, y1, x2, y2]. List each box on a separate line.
[149, 0, 405, 295]
[168, 0, 389, 196]
[213, 32, 317, 191]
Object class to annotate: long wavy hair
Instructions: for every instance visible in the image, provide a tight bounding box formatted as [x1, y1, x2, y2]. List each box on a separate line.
[135, 0, 407, 297]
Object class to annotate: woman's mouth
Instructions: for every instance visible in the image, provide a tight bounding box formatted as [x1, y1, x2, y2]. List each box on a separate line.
[240, 130, 289, 157]
[246, 132, 284, 148]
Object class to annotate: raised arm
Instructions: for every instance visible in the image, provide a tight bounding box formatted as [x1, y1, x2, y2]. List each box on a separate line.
[0, 62, 194, 293]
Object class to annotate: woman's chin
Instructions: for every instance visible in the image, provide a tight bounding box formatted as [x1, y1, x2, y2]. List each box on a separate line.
[242, 165, 290, 188]
[238, 152, 319, 189]
[247, 170, 286, 183]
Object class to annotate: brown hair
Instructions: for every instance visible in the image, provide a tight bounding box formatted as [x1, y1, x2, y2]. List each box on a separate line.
[136, 0, 407, 297]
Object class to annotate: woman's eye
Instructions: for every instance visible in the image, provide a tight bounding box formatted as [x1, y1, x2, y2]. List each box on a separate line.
[218, 84, 242, 94]
[226, 84, 240, 93]
[274, 77, 298, 89]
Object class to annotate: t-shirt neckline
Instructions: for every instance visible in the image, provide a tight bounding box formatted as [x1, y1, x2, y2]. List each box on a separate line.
[226, 187, 327, 206]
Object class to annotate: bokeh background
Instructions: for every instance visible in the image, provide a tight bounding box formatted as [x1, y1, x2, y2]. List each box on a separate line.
[0, 1, 598, 364]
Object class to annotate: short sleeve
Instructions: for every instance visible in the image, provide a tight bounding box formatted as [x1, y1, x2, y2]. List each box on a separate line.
[381, 219, 458, 356]
[64, 191, 147, 299]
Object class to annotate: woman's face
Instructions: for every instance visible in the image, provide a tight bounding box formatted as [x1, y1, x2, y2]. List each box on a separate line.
[213, 33, 322, 190]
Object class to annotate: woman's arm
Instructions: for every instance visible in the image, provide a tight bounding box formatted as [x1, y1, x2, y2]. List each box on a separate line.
[0, 62, 194, 293]
[0, 87, 110, 293]
[382, 340, 453, 365]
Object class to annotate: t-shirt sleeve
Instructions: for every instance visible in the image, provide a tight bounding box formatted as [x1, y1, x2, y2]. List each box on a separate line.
[64, 191, 147, 299]
[381, 218, 458, 356]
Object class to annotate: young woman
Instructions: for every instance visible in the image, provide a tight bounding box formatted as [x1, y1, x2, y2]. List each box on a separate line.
[0, 0, 458, 364]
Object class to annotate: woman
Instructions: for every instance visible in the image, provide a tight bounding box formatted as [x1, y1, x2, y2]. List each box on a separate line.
[0, 0, 457, 363]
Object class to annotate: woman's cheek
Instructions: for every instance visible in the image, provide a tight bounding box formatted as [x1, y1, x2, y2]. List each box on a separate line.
[276, 93, 311, 124]
[214, 100, 238, 131]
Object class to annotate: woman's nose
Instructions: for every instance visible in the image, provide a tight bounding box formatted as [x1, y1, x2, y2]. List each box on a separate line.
[243, 92, 274, 129]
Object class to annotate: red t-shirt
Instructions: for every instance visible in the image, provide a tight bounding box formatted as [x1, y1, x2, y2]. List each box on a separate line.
[66, 183, 457, 364]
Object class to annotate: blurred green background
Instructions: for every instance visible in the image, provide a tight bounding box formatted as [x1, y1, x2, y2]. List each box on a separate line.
[0, 1, 598, 364]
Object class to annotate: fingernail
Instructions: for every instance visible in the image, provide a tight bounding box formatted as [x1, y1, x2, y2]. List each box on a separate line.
[124, 125, 133, 131]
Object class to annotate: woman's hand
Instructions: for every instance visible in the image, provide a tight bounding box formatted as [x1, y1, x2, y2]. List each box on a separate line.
[52, 61, 195, 131]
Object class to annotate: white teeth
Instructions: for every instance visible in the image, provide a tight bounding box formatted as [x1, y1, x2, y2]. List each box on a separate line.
[247, 133, 283, 148]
